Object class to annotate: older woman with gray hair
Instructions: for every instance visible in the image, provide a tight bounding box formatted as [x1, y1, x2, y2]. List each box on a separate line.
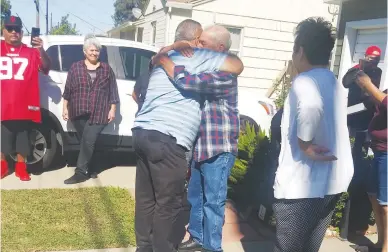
[62, 34, 120, 184]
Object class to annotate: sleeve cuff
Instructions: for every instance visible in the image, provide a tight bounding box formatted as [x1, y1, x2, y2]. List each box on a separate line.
[297, 128, 314, 142]
[109, 100, 120, 104]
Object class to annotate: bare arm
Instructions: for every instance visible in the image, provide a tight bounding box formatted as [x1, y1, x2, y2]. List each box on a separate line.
[62, 65, 73, 121]
[63, 99, 69, 110]
[219, 54, 244, 75]
[132, 91, 138, 104]
[356, 71, 387, 106]
[32, 37, 51, 74]
[38, 47, 51, 74]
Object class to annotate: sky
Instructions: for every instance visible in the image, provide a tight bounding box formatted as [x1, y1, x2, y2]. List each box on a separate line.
[10, 0, 116, 35]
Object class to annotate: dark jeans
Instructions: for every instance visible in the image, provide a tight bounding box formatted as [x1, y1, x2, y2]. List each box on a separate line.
[1, 120, 34, 157]
[73, 115, 106, 175]
[132, 128, 188, 252]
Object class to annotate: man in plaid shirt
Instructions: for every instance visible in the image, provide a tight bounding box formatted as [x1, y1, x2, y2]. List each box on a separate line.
[153, 25, 242, 252]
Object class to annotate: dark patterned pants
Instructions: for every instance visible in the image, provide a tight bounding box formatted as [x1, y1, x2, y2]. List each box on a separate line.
[273, 194, 340, 252]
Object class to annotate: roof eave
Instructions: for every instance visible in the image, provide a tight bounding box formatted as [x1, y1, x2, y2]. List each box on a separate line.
[166, 1, 193, 9]
[106, 21, 135, 34]
[323, 0, 349, 4]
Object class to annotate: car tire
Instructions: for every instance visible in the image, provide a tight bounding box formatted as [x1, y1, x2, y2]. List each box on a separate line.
[9, 123, 59, 173]
[240, 116, 260, 134]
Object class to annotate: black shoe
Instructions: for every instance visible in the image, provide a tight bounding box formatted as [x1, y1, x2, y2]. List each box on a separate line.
[89, 172, 98, 179]
[178, 238, 202, 251]
[354, 245, 382, 252]
[64, 172, 90, 184]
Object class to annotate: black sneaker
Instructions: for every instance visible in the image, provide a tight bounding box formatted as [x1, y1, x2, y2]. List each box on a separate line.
[89, 172, 98, 179]
[64, 172, 90, 184]
[178, 238, 202, 251]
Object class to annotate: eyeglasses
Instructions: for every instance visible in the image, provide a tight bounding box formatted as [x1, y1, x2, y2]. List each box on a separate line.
[5, 26, 22, 33]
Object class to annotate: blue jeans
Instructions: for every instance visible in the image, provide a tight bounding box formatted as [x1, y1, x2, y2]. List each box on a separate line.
[367, 151, 388, 205]
[187, 152, 236, 252]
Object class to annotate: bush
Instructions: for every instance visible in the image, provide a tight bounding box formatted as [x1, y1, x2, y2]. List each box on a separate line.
[228, 123, 267, 196]
[331, 192, 349, 228]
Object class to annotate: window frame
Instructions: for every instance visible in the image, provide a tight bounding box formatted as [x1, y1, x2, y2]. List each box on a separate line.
[151, 21, 157, 46]
[45, 45, 61, 71]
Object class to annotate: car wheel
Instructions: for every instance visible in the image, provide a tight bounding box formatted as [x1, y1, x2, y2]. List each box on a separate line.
[9, 123, 58, 172]
[240, 116, 259, 134]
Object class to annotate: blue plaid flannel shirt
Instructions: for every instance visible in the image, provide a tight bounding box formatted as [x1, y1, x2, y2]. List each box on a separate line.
[173, 65, 240, 162]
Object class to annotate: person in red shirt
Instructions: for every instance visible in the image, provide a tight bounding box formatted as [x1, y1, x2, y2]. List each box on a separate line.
[0, 16, 51, 181]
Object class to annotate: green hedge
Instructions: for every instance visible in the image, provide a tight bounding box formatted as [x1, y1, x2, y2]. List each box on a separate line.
[228, 123, 267, 196]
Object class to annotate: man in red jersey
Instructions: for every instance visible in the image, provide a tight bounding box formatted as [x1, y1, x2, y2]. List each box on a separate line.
[0, 15, 51, 181]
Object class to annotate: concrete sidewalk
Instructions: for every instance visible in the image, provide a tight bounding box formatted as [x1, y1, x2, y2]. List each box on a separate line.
[48, 236, 377, 252]
[0, 166, 136, 191]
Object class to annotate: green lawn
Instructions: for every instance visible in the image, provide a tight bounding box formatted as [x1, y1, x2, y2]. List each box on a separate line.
[1, 187, 136, 252]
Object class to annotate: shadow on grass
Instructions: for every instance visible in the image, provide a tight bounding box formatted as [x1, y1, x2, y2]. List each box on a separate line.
[79, 180, 134, 249]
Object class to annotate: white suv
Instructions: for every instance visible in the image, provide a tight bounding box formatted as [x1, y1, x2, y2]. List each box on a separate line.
[17, 35, 273, 170]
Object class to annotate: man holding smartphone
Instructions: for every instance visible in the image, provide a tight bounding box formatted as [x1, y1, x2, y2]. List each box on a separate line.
[0, 15, 51, 181]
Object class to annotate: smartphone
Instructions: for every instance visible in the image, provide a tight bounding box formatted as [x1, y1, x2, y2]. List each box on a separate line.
[30, 27, 40, 46]
[359, 59, 365, 70]
[359, 58, 374, 71]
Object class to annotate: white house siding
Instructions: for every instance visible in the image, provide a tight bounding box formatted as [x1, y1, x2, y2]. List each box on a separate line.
[136, 9, 167, 48]
[118, 0, 338, 95]
[188, 0, 337, 95]
[166, 8, 195, 45]
[332, 39, 343, 76]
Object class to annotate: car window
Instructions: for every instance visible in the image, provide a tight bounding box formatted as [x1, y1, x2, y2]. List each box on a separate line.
[59, 44, 108, 72]
[107, 46, 155, 81]
[46, 45, 60, 71]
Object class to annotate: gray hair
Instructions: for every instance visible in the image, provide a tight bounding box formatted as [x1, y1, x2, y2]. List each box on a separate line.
[174, 19, 202, 42]
[203, 25, 232, 51]
[83, 34, 102, 51]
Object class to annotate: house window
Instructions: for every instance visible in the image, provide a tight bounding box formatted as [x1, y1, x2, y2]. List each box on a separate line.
[137, 27, 144, 42]
[151, 21, 157, 46]
[225, 27, 242, 56]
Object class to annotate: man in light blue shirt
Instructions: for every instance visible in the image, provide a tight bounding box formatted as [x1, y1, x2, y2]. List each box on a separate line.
[132, 20, 240, 252]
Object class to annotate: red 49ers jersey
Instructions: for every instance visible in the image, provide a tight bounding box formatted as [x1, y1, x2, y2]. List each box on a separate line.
[0, 40, 45, 123]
